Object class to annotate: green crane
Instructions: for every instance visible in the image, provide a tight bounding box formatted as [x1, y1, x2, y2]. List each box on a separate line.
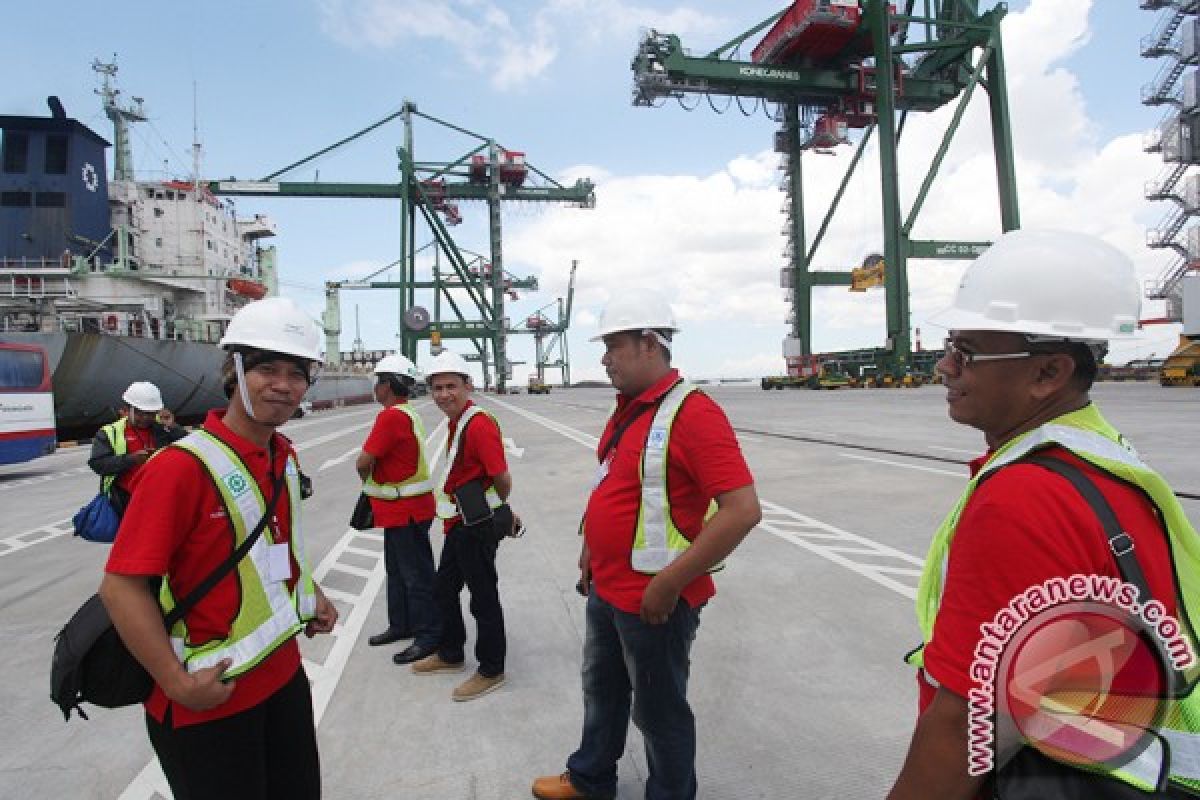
[630, 0, 1019, 379]
[514, 259, 578, 387]
[210, 103, 594, 391]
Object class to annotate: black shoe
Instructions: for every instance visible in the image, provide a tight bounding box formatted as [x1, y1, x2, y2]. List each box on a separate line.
[393, 642, 437, 665]
[368, 629, 412, 647]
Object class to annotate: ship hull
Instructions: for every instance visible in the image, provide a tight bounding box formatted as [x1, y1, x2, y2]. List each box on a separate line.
[0, 331, 373, 434]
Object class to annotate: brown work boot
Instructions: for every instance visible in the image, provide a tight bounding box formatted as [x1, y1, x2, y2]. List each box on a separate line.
[531, 772, 593, 800]
[451, 671, 505, 702]
[411, 653, 465, 674]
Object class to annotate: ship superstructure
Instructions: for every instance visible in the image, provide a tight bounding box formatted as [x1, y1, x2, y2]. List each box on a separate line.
[0, 60, 275, 344]
[0, 62, 371, 431]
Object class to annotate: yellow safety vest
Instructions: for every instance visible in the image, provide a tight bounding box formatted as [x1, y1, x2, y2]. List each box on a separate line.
[99, 418, 130, 496]
[629, 379, 718, 575]
[435, 405, 504, 520]
[908, 404, 1200, 792]
[161, 430, 317, 680]
[361, 404, 435, 500]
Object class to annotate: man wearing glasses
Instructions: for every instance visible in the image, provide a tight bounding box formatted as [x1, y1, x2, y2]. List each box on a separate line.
[888, 230, 1200, 798]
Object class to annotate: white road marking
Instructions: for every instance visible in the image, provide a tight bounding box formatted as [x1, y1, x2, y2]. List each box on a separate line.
[318, 446, 361, 473]
[482, 397, 927, 600]
[840, 452, 963, 478]
[928, 445, 978, 455]
[119, 425, 442, 799]
[503, 436, 525, 458]
[0, 517, 76, 558]
[483, 396, 599, 449]
[292, 420, 375, 452]
[756, 500, 925, 599]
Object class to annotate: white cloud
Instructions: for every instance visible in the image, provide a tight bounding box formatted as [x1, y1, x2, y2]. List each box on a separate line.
[317, 0, 725, 89]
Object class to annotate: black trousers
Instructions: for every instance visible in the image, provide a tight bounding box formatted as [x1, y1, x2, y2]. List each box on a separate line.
[145, 665, 320, 800]
[434, 520, 506, 676]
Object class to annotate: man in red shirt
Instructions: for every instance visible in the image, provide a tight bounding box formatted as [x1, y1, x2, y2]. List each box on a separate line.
[87, 381, 186, 515]
[889, 231, 1199, 798]
[357, 353, 441, 665]
[532, 290, 761, 800]
[99, 298, 338, 800]
[410, 350, 515, 703]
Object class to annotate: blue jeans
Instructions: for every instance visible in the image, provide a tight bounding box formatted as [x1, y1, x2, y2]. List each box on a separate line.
[383, 520, 440, 649]
[566, 592, 703, 800]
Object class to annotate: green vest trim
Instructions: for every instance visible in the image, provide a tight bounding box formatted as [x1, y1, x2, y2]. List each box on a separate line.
[908, 404, 1200, 790]
[435, 405, 504, 519]
[630, 379, 719, 575]
[100, 418, 129, 495]
[162, 430, 317, 680]
[362, 404, 435, 500]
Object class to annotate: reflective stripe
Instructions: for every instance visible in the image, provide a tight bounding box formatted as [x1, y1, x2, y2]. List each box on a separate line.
[362, 404, 434, 500]
[165, 430, 315, 677]
[629, 380, 720, 574]
[1163, 729, 1200, 782]
[436, 485, 503, 520]
[363, 478, 436, 499]
[1111, 735, 1168, 791]
[443, 406, 483, 469]
[983, 424, 1146, 477]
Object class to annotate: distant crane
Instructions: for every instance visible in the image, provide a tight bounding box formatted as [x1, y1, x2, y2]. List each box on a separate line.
[630, 0, 1018, 382]
[515, 260, 577, 388]
[209, 103, 594, 392]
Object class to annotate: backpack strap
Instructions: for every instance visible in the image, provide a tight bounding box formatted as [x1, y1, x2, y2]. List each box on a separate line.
[1018, 454, 1154, 606]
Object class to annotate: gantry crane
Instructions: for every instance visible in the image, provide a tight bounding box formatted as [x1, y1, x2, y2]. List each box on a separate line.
[513, 259, 577, 388]
[630, 0, 1018, 381]
[209, 103, 594, 391]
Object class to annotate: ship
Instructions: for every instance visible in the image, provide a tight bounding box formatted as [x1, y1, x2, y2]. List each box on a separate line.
[0, 61, 373, 436]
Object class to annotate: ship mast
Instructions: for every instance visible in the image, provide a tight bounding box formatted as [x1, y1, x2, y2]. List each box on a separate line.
[92, 57, 146, 181]
[191, 80, 203, 189]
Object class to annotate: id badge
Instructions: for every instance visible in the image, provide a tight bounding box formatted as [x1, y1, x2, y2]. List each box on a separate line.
[267, 543, 292, 582]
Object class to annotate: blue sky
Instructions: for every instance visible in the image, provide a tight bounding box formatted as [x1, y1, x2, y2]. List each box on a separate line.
[5, 0, 1185, 380]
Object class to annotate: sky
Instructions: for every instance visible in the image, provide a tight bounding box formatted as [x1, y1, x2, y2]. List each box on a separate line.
[4, 0, 1188, 382]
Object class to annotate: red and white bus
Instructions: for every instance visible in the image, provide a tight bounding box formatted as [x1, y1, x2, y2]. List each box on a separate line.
[0, 342, 56, 465]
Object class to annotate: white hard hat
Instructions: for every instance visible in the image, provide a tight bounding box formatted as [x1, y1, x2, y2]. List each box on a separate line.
[219, 297, 323, 363]
[927, 229, 1141, 342]
[590, 289, 680, 341]
[122, 381, 164, 412]
[374, 353, 420, 382]
[425, 351, 472, 382]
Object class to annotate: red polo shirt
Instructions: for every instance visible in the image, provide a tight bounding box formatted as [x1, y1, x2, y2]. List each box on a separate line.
[440, 400, 507, 533]
[584, 370, 754, 614]
[115, 422, 157, 492]
[362, 402, 436, 528]
[106, 410, 303, 728]
[919, 446, 1179, 712]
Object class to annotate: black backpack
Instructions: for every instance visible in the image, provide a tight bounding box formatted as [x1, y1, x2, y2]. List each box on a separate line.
[50, 593, 152, 719]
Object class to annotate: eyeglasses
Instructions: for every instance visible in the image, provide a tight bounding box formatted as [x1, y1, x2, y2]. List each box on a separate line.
[942, 338, 1034, 370]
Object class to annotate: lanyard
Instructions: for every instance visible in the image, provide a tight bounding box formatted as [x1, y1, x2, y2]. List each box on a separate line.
[598, 402, 654, 464]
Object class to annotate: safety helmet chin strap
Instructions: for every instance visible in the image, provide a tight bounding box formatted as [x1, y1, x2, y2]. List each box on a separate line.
[644, 328, 672, 352]
[233, 351, 258, 422]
